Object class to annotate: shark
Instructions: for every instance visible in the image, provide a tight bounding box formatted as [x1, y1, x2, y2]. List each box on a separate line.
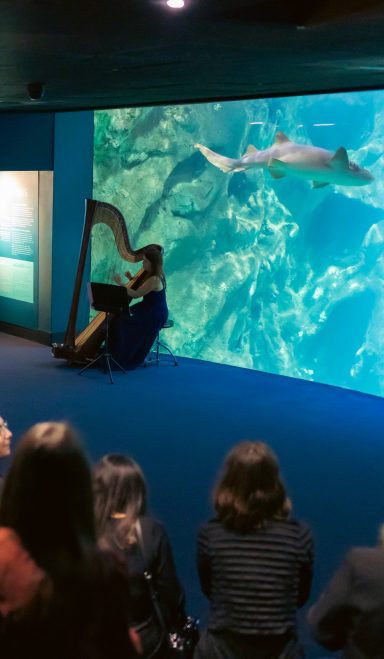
[195, 131, 374, 188]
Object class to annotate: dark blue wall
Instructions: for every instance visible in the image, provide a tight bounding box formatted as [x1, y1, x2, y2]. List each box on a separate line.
[0, 113, 54, 170]
[0, 111, 94, 336]
[51, 112, 94, 335]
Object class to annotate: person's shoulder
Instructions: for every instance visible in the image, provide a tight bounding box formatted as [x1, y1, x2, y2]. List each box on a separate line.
[271, 517, 314, 544]
[272, 516, 311, 532]
[288, 517, 313, 533]
[346, 545, 384, 566]
[85, 546, 130, 594]
[140, 515, 169, 540]
[198, 518, 223, 538]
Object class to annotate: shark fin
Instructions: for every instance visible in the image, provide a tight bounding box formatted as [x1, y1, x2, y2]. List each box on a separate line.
[268, 158, 287, 179]
[312, 181, 330, 188]
[270, 170, 286, 179]
[330, 147, 349, 171]
[242, 145, 258, 157]
[274, 131, 291, 145]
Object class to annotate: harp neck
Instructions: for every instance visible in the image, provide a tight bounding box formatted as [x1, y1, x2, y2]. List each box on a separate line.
[63, 198, 161, 347]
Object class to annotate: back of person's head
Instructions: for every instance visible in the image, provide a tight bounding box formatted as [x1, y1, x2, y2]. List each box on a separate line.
[0, 427, 137, 658]
[94, 454, 147, 545]
[0, 421, 96, 576]
[214, 440, 290, 532]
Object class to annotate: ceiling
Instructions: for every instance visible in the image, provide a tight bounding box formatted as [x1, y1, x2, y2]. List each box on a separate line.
[2, 0, 384, 113]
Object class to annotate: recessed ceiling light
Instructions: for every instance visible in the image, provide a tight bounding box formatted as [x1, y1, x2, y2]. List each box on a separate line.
[166, 0, 185, 8]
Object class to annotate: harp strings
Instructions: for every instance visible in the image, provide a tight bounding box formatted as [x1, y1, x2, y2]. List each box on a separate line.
[75, 204, 142, 349]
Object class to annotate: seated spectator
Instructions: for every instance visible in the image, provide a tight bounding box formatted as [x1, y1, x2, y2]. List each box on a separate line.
[195, 440, 314, 659]
[0, 417, 12, 459]
[308, 526, 384, 659]
[0, 421, 137, 659]
[0, 417, 12, 491]
[94, 453, 185, 658]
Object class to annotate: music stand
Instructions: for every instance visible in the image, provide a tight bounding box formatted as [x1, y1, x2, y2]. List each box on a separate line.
[78, 282, 128, 384]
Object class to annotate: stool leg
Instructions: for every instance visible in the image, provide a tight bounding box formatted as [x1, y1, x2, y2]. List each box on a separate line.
[156, 334, 160, 364]
[145, 335, 160, 367]
[145, 329, 178, 367]
[157, 340, 178, 366]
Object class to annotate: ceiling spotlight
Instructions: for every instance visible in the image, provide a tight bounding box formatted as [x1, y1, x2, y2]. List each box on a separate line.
[166, 0, 185, 8]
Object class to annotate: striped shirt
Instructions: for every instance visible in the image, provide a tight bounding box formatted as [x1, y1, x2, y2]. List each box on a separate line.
[197, 517, 314, 635]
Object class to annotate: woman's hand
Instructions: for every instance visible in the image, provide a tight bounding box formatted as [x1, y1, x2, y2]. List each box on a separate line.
[113, 274, 123, 285]
[125, 271, 133, 280]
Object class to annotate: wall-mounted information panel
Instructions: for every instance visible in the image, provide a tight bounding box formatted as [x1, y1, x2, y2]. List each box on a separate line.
[0, 171, 53, 330]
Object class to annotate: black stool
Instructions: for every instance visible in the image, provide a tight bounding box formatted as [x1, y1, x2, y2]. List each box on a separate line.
[146, 319, 178, 367]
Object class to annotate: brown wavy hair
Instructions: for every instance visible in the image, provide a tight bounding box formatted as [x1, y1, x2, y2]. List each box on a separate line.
[214, 440, 291, 532]
[145, 247, 164, 280]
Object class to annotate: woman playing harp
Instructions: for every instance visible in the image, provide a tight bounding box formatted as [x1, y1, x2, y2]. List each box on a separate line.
[110, 248, 168, 370]
[51, 199, 163, 364]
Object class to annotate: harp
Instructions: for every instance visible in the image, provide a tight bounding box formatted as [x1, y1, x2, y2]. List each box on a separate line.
[52, 198, 162, 363]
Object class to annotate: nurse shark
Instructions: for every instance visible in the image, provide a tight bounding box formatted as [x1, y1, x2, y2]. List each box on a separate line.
[195, 131, 374, 188]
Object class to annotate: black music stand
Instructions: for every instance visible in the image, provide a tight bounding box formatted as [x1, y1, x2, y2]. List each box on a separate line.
[78, 282, 128, 384]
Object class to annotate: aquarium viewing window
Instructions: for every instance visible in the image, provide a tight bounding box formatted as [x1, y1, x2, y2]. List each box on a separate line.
[92, 90, 384, 399]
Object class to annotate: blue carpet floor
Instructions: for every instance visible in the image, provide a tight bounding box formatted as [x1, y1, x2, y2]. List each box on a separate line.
[1, 331, 384, 657]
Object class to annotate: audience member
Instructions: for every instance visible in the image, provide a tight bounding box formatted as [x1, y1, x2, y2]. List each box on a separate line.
[308, 525, 384, 659]
[94, 453, 185, 658]
[195, 440, 314, 659]
[0, 417, 12, 490]
[0, 421, 137, 659]
[0, 417, 12, 458]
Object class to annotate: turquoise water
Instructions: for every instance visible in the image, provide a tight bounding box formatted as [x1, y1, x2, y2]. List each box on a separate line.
[93, 91, 384, 398]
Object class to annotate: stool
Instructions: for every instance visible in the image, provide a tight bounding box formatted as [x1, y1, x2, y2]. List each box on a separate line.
[146, 319, 178, 367]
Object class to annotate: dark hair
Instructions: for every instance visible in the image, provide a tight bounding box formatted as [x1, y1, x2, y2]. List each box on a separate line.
[214, 440, 290, 532]
[0, 427, 136, 657]
[0, 421, 96, 576]
[144, 247, 164, 279]
[94, 454, 147, 546]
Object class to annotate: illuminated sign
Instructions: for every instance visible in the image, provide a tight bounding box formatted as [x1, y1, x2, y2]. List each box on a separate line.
[0, 172, 38, 305]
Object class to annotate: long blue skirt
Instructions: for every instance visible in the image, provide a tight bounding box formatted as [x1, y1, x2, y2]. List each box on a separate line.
[109, 289, 168, 370]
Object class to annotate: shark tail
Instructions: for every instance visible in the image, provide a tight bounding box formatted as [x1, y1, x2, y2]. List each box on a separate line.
[195, 143, 241, 173]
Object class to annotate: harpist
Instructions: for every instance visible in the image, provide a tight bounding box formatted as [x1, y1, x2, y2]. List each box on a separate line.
[110, 248, 168, 370]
